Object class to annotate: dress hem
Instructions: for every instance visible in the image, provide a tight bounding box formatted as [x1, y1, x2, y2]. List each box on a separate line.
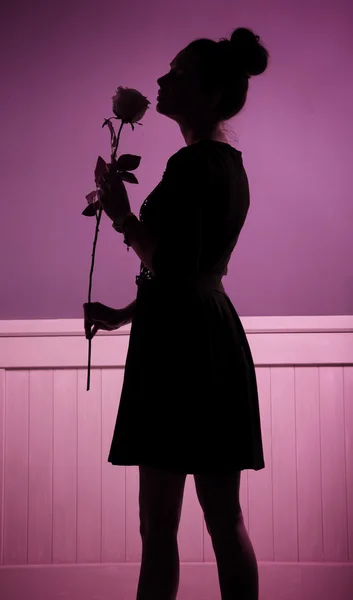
[107, 458, 265, 474]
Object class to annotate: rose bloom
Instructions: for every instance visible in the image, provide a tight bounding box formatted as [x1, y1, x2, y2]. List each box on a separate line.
[112, 87, 150, 123]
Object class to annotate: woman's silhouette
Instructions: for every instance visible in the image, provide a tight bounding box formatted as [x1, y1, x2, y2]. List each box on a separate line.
[107, 26, 269, 600]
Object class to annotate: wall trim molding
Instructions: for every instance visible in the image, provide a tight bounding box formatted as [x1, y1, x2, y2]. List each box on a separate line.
[0, 316, 352, 368]
[0, 315, 352, 337]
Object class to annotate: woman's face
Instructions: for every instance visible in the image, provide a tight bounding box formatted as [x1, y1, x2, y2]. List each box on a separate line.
[156, 48, 220, 125]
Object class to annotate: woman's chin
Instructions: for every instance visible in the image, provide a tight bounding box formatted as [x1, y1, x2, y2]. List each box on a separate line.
[156, 100, 166, 112]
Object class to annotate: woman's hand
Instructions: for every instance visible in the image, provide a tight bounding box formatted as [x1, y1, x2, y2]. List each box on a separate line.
[98, 168, 131, 223]
[83, 302, 126, 339]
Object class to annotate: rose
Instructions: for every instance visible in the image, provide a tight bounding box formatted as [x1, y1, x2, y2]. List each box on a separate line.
[112, 86, 150, 124]
[82, 86, 150, 391]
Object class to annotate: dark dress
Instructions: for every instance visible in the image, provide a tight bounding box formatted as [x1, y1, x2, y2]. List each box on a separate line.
[108, 140, 265, 474]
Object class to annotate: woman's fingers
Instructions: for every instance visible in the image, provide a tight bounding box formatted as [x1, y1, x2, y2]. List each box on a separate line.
[100, 174, 111, 189]
[91, 325, 99, 338]
[84, 318, 91, 339]
[100, 171, 124, 194]
[85, 323, 99, 340]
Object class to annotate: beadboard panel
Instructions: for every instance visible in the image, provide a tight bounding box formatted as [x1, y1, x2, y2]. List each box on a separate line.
[0, 316, 352, 600]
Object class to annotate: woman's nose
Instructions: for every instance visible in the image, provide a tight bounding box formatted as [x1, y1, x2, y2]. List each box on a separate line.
[157, 74, 169, 88]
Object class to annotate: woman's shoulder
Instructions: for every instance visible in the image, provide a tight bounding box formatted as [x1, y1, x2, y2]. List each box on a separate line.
[169, 140, 241, 163]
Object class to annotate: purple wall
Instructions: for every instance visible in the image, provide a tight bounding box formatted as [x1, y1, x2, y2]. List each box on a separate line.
[1, 0, 352, 319]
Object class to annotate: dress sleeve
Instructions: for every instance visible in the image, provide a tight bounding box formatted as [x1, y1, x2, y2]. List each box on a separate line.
[151, 147, 221, 278]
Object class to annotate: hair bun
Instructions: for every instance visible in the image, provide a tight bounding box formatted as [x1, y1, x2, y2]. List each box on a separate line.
[229, 27, 268, 77]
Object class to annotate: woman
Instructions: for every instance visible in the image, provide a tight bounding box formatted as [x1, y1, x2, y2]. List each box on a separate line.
[84, 27, 269, 600]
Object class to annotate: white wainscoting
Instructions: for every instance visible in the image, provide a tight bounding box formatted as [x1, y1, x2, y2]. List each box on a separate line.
[0, 316, 352, 600]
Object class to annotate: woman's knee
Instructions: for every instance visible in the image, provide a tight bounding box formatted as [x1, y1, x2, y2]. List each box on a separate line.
[138, 466, 187, 538]
[194, 471, 243, 536]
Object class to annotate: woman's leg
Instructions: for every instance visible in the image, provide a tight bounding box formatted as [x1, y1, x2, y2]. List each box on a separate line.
[136, 465, 187, 600]
[194, 471, 259, 600]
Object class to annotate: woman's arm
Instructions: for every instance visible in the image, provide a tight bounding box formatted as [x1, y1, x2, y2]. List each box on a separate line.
[113, 299, 136, 327]
[119, 215, 158, 274]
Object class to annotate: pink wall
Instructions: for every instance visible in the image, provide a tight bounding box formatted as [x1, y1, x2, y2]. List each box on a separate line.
[1, 0, 352, 319]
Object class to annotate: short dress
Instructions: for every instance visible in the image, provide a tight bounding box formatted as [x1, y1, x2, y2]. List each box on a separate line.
[108, 140, 265, 474]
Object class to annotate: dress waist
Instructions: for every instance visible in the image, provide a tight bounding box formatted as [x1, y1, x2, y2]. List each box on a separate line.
[135, 273, 224, 293]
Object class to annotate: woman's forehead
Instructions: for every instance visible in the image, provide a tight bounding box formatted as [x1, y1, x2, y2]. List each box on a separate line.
[172, 49, 199, 69]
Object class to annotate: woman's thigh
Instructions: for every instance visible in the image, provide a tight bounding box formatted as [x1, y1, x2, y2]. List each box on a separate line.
[138, 465, 187, 538]
[193, 471, 243, 535]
